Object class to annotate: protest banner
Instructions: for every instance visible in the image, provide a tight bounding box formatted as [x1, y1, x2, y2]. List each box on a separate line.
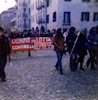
[9, 37, 54, 52]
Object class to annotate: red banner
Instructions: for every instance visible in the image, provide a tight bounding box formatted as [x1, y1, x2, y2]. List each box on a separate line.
[9, 37, 54, 52]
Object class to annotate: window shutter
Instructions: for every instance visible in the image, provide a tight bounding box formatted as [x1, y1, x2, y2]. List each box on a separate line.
[64, 12, 65, 23]
[81, 12, 83, 21]
[87, 13, 89, 21]
[68, 12, 70, 23]
[93, 13, 95, 21]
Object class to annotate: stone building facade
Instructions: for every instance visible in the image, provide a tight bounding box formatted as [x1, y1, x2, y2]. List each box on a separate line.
[30, 0, 98, 32]
[16, 0, 31, 31]
[11, 6, 17, 32]
[0, 8, 14, 32]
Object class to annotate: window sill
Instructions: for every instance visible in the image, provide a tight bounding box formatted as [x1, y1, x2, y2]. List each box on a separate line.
[94, 21, 98, 22]
[63, 23, 71, 25]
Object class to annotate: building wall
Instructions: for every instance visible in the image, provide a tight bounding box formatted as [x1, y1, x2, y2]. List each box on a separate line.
[16, 0, 31, 31]
[11, 14, 17, 32]
[46, 0, 58, 30]
[31, 0, 59, 31]
[30, 0, 39, 30]
[0, 8, 14, 32]
[30, 0, 98, 32]
[58, 0, 98, 31]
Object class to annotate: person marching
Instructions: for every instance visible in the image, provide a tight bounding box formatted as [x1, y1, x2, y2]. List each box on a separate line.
[87, 27, 98, 69]
[0, 27, 11, 82]
[52, 28, 65, 74]
[75, 30, 88, 70]
[66, 27, 78, 71]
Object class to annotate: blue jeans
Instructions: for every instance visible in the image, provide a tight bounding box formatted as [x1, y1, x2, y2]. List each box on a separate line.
[55, 51, 63, 73]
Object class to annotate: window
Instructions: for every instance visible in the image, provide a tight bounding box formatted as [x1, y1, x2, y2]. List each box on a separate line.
[47, 0, 49, 7]
[41, 12, 42, 19]
[81, 12, 89, 21]
[64, 12, 70, 24]
[36, 14, 37, 22]
[43, 11, 45, 19]
[93, 13, 98, 21]
[32, 3, 34, 10]
[23, 8, 26, 13]
[46, 15, 49, 23]
[64, 0, 71, 1]
[53, 12, 56, 22]
[32, 16, 34, 23]
[24, 19, 26, 25]
[82, 0, 90, 2]
[29, 8, 30, 14]
[29, 19, 31, 28]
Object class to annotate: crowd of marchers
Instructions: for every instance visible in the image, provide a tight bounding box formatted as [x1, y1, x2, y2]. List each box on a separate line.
[8, 29, 54, 39]
[0, 25, 98, 82]
[53, 26, 98, 74]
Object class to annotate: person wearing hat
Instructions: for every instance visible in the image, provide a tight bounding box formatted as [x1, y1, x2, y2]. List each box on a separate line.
[0, 27, 11, 82]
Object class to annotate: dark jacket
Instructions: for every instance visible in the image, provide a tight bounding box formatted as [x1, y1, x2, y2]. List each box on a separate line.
[87, 34, 98, 50]
[66, 32, 76, 53]
[75, 33, 87, 56]
[0, 34, 11, 56]
[52, 35, 65, 51]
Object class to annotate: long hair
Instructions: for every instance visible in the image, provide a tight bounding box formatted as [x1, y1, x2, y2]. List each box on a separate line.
[69, 27, 76, 34]
[89, 27, 96, 35]
[0, 26, 4, 33]
[56, 28, 63, 39]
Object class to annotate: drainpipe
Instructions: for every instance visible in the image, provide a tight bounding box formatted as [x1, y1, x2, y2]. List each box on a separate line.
[45, 0, 47, 31]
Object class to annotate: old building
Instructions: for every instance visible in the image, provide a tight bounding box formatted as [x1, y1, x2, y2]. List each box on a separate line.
[11, 6, 17, 32]
[16, 0, 31, 31]
[30, 0, 98, 32]
[0, 8, 14, 32]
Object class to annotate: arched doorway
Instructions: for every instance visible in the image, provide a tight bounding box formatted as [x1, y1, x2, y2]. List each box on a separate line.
[36, 27, 39, 32]
[32, 27, 34, 32]
[40, 26, 45, 32]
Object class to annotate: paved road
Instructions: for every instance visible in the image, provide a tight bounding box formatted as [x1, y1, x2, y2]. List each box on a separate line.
[0, 50, 98, 100]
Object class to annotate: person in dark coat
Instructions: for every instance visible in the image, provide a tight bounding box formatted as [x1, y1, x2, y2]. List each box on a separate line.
[87, 27, 97, 69]
[25, 29, 35, 37]
[0, 27, 11, 82]
[26, 29, 35, 57]
[95, 25, 98, 65]
[66, 27, 78, 71]
[75, 31, 88, 70]
[20, 31, 26, 38]
[52, 28, 65, 74]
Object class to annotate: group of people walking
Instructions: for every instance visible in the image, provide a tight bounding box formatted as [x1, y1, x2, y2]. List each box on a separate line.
[9, 29, 54, 39]
[0, 25, 98, 82]
[53, 26, 98, 74]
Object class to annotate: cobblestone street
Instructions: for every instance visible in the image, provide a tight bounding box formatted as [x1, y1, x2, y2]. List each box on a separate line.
[0, 50, 98, 100]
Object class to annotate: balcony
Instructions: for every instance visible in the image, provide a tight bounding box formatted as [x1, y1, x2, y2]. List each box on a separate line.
[23, 13, 28, 18]
[36, 2, 45, 10]
[37, 18, 45, 24]
[23, 2, 27, 7]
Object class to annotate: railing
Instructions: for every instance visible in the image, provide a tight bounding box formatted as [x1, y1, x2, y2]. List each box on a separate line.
[37, 18, 45, 24]
[36, 2, 45, 10]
